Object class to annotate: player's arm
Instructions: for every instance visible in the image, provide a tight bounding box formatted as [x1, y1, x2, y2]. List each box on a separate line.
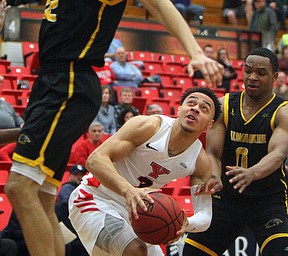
[181, 148, 212, 233]
[227, 104, 288, 193]
[0, 128, 21, 146]
[139, 0, 223, 86]
[205, 96, 226, 193]
[86, 115, 162, 219]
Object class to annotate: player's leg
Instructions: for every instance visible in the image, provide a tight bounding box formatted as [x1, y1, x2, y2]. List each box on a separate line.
[69, 188, 163, 256]
[183, 197, 243, 255]
[39, 189, 65, 256]
[5, 169, 57, 256]
[249, 197, 288, 256]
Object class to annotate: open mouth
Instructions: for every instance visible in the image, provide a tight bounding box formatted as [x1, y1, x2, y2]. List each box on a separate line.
[187, 114, 196, 122]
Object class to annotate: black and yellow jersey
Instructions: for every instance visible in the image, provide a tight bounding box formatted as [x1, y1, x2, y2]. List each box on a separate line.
[39, 0, 126, 71]
[219, 91, 288, 199]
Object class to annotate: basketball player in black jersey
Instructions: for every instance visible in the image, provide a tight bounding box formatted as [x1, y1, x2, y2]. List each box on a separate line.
[4, 1, 223, 256]
[183, 48, 288, 256]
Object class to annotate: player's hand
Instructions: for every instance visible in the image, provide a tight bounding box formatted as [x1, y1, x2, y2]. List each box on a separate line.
[194, 175, 223, 195]
[187, 52, 224, 87]
[124, 187, 161, 223]
[225, 165, 255, 193]
[167, 210, 187, 245]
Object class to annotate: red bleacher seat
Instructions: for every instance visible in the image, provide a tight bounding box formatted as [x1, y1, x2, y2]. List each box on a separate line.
[1, 89, 23, 105]
[174, 186, 194, 216]
[7, 66, 31, 79]
[144, 61, 163, 74]
[132, 96, 147, 114]
[211, 88, 226, 98]
[0, 60, 11, 74]
[173, 54, 190, 65]
[153, 53, 173, 63]
[162, 62, 184, 74]
[136, 87, 159, 104]
[0, 193, 12, 231]
[149, 98, 171, 116]
[161, 86, 182, 104]
[2, 75, 18, 90]
[158, 73, 173, 86]
[193, 79, 208, 87]
[173, 76, 193, 91]
[130, 51, 153, 61]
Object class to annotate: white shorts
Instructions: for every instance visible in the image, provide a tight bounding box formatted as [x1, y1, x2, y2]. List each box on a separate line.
[68, 184, 164, 256]
[10, 161, 57, 195]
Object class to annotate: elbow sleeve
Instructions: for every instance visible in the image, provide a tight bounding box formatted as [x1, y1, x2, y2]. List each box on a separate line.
[186, 185, 212, 233]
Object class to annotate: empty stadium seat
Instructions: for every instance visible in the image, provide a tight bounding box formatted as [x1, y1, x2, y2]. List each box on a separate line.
[136, 87, 159, 104]
[130, 51, 153, 61]
[0, 193, 12, 230]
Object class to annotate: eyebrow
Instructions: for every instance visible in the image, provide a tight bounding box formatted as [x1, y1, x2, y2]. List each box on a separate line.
[188, 95, 212, 108]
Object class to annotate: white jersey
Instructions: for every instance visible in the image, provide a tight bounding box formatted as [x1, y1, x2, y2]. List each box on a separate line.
[69, 115, 203, 256]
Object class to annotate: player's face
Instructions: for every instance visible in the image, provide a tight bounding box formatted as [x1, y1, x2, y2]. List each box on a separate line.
[178, 92, 215, 133]
[244, 55, 277, 99]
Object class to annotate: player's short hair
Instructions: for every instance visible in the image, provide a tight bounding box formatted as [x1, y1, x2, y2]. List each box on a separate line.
[245, 47, 278, 73]
[180, 87, 221, 121]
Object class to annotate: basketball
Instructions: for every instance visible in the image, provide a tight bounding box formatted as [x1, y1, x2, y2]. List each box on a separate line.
[131, 192, 186, 245]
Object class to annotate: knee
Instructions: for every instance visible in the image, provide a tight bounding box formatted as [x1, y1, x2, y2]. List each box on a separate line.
[123, 239, 147, 256]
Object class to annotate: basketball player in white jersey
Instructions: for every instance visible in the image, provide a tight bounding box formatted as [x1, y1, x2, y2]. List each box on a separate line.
[68, 87, 221, 256]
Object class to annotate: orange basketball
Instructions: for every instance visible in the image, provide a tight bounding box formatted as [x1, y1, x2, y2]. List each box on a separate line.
[132, 192, 186, 245]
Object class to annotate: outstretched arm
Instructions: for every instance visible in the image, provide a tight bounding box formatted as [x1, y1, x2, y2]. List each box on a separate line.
[139, 0, 223, 86]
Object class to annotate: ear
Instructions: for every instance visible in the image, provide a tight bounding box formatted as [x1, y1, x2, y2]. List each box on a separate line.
[206, 120, 215, 129]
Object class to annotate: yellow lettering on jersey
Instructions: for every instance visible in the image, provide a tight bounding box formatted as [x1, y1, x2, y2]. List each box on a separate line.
[230, 131, 266, 144]
[44, 0, 58, 22]
[98, 0, 124, 6]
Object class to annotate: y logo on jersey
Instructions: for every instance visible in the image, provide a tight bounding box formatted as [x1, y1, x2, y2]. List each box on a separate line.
[149, 162, 170, 179]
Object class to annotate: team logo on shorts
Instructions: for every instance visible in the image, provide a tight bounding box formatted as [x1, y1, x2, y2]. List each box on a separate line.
[18, 133, 31, 144]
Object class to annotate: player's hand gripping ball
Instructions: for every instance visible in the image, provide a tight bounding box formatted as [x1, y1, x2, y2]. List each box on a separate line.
[132, 192, 186, 244]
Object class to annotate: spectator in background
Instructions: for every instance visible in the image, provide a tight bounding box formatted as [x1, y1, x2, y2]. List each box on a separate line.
[104, 38, 123, 62]
[0, 0, 10, 31]
[2, 211, 29, 256]
[110, 47, 143, 89]
[268, 0, 287, 30]
[147, 103, 163, 115]
[250, 0, 278, 51]
[273, 71, 288, 100]
[194, 44, 214, 79]
[216, 47, 238, 92]
[0, 142, 15, 161]
[114, 87, 140, 130]
[118, 107, 138, 128]
[278, 45, 288, 74]
[93, 85, 117, 135]
[0, 97, 24, 129]
[55, 164, 88, 256]
[73, 122, 104, 167]
[172, 0, 205, 25]
[222, 0, 253, 27]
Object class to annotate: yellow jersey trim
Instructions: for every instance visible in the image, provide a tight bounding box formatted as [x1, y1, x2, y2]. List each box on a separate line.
[260, 233, 288, 254]
[185, 238, 217, 256]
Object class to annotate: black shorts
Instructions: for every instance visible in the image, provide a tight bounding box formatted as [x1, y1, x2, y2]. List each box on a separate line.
[183, 194, 288, 256]
[13, 63, 102, 186]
